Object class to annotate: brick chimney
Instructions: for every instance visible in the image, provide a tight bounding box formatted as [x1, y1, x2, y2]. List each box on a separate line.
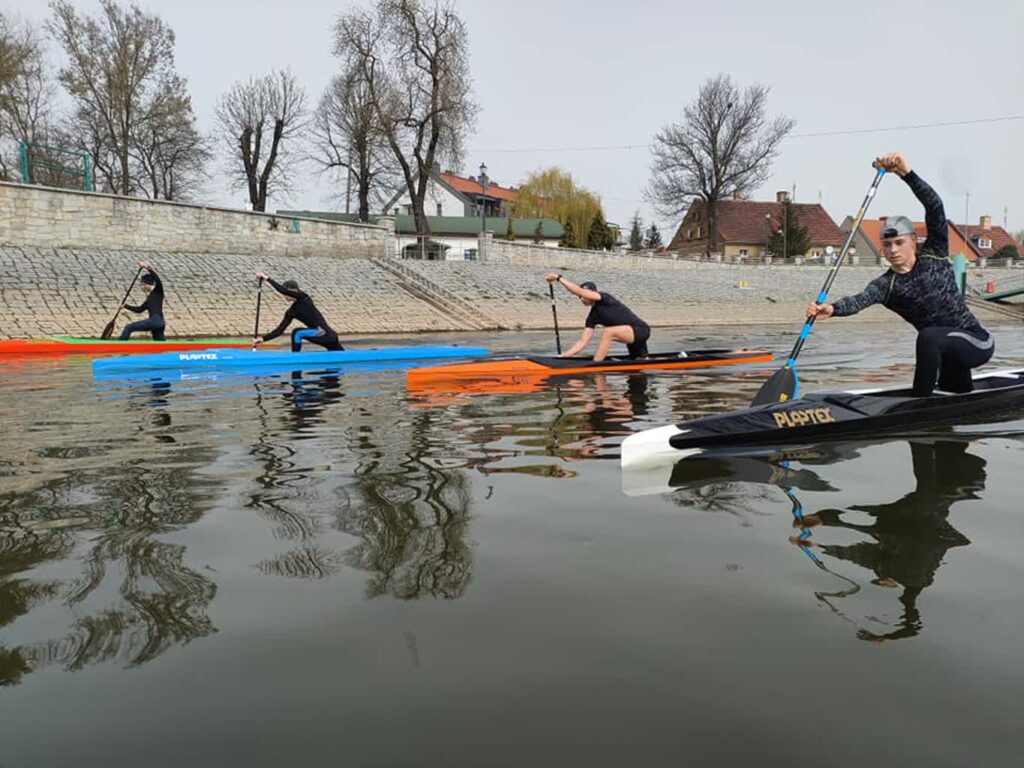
[732, 190, 742, 200]
[980, 214, 992, 229]
[776, 191, 790, 203]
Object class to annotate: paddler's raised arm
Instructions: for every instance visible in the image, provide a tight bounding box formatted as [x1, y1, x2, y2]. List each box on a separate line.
[545, 272, 602, 302]
[874, 152, 948, 257]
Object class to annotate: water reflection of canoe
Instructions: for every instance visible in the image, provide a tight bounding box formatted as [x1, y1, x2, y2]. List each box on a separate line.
[91, 345, 489, 375]
[621, 368, 1024, 468]
[407, 349, 772, 385]
[0, 336, 249, 356]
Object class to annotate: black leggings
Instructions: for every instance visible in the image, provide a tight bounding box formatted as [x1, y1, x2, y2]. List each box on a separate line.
[120, 316, 166, 341]
[913, 326, 994, 396]
[291, 327, 343, 353]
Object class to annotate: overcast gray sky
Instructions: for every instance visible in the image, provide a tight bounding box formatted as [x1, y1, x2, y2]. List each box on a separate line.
[7, 0, 1023, 236]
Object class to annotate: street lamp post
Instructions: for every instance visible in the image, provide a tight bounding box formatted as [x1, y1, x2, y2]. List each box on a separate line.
[479, 162, 490, 232]
[781, 198, 788, 262]
[478, 162, 490, 261]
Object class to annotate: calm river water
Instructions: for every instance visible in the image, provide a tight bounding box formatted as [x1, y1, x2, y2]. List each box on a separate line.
[2, 322, 1023, 767]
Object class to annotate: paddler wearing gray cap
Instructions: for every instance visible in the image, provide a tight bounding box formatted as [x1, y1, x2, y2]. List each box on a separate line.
[806, 152, 993, 396]
[544, 273, 651, 361]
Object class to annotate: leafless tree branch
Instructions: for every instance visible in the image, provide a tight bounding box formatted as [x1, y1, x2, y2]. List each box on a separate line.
[308, 69, 397, 221]
[215, 69, 307, 212]
[647, 74, 794, 256]
[334, 0, 477, 236]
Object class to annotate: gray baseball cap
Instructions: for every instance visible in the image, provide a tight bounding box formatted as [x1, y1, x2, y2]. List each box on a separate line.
[881, 216, 914, 239]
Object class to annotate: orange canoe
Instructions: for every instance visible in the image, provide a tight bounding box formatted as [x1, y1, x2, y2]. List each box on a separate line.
[405, 352, 770, 391]
[406, 349, 773, 405]
[0, 336, 250, 356]
[408, 349, 772, 382]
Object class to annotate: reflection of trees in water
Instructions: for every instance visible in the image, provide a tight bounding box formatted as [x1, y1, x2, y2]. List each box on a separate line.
[258, 545, 343, 580]
[669, 483, 775, 526]
[247, 435, 341, 580]
[338, 411, 473, 600]
[0, 521, 69, 686]
[246, 399, 474, 596]
[0, 454, 219, 685]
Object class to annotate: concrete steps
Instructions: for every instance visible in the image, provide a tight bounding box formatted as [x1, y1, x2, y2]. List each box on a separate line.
[369, 257, 505, 331]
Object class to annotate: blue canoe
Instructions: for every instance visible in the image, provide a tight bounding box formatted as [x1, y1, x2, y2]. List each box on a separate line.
[92, 345, 489, 374]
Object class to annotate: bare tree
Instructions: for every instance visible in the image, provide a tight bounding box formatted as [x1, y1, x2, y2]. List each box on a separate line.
[0, 15, 56, 181]
[130, 91, 211, 201]
[216, 69, 306, 212]
[0, 13, 27, 88]
[647, 74, 794, 257]
[334, 0, 477, 239]
[48, 0, 191, 197]
[309, 69, 395, 222]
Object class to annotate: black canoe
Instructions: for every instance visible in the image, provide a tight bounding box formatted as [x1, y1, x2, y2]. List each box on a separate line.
[620, 368, 1024, 468]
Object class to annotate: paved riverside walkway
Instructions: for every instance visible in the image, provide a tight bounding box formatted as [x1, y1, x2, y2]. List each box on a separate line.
[0, 247, 1015, 338]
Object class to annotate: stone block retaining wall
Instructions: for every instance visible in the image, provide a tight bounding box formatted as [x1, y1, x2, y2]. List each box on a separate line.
[0, 182, 391, 258]
[0, 188, 1017, 338]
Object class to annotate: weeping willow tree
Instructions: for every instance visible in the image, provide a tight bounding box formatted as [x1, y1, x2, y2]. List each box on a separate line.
[512, 167, 605, 249]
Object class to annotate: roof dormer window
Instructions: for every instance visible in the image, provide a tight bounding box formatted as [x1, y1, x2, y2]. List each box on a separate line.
[978, 238, 992, 249]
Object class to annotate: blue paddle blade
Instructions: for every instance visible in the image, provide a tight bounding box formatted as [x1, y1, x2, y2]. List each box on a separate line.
[751, 364, 798, 406]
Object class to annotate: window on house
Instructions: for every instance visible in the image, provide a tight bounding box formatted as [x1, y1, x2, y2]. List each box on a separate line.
[696, 226, 702, 239]
[436, 203, 443, 216]
[687, 228, 693, 239]
[978, 238, 992, 249]
[739, 249, 748, 257]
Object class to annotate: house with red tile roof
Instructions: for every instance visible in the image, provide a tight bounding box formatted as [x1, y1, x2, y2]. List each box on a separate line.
[383, 167, 517, 220]
[960, 215, 1021, 262]
[668, 191, 845, 261]
[840, 217, 981, 263]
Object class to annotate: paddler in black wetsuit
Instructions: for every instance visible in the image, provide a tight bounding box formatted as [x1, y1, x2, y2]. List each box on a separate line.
[807, 152, 993, 395]
[120, 260, 166, 340]
[545, 273, 651, 361]
[253, 272, 344, 352]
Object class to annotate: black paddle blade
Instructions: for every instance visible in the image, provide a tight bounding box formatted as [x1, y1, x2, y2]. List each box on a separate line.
[100, 319, 116, 340]
[751, 364, 798, 406]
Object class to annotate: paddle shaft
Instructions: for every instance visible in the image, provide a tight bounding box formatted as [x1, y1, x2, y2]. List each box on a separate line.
[101, 266, 144, 338]
[252, 277, 264, 350]
[786, 168, 886, 362]
[549, 283, 562, 354]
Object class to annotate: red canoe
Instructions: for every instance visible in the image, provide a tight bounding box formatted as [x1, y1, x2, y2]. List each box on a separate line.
[0, 336, 250, 356]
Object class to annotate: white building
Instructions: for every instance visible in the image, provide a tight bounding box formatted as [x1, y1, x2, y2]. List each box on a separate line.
[383, 168, 517, 220]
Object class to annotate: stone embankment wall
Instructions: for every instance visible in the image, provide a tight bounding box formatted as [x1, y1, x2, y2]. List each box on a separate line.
[0, 181, 391, 258]
[5, 244, 1016, 339]
[0, 183, 1017, 338]
[0, 248, 462, 338]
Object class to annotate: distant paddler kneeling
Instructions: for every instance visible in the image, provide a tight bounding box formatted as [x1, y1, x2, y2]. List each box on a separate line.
[119, 261, 166, 340]
[253, 273, 344, 352]
[545, 273, 651, 361]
